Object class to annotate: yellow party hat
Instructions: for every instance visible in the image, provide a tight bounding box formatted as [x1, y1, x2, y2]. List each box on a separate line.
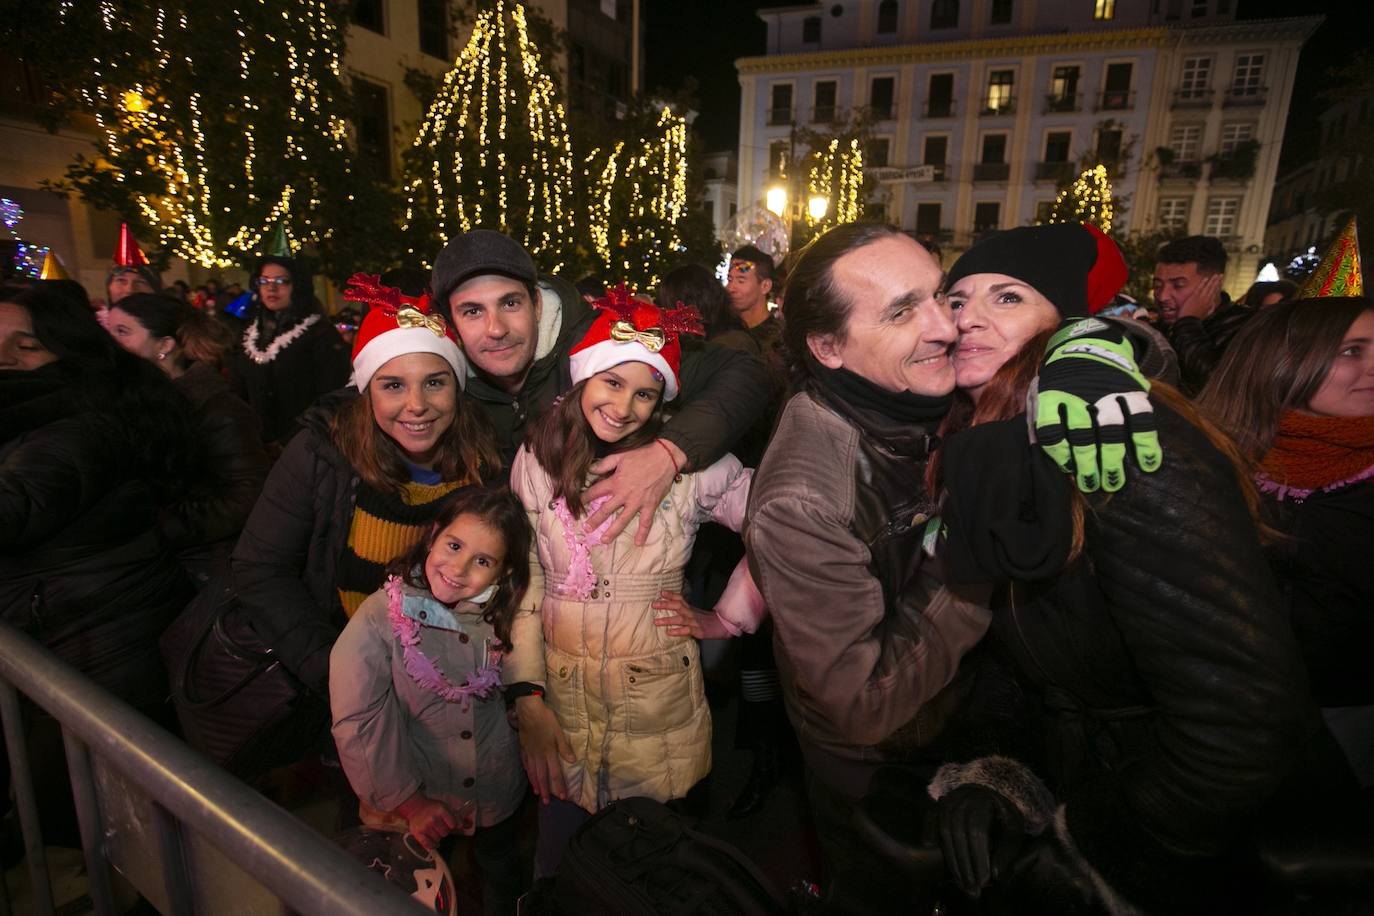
[1298, 216, 1363, 298]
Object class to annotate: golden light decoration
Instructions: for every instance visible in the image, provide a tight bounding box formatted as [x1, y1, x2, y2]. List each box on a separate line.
[804, 137, 863, 230]
[583, 105, 690, 287]
[83, 0, 349, 267]
[1046, 164, 1114, 233]
[403, 0, 575, 272]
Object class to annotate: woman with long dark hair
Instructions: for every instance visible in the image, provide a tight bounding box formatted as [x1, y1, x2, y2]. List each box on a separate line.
[232, 255, 351, 447]
[108, 292, 269, 581]
[1199, 297, 1374, 788]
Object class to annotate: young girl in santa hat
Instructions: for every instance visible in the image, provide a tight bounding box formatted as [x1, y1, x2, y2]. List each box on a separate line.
[503, 287, 766, 874]
[330, 484, 532, 914]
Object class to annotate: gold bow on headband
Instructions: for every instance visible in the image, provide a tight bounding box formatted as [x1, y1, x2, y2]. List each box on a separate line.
[609, 320, 666, 352]
[396, 307, 448, 338]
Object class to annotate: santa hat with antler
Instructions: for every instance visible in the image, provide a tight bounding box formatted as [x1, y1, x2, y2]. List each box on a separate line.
[569, 285, 705, 401]
[342, 272, 468, 392]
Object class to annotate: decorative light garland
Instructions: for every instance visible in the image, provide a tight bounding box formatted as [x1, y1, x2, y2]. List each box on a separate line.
[404, 0, 575, 272]
[80, 0, 350, 267]
[805, 138, 863, 232]
[1046, 164, 1114, 233]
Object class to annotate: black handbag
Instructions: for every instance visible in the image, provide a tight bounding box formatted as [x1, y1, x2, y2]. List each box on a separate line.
[160, 580, 327, 780]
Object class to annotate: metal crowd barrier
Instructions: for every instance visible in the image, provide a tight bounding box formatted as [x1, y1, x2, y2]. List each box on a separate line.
[0, 620, 425, 915]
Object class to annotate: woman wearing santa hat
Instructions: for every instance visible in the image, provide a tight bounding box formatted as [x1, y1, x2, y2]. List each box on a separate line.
[229, 275, 500, 713]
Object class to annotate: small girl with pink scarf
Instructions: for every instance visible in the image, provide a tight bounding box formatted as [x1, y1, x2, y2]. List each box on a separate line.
[502, 288, 766, 875]
[330, 485, 532, 912]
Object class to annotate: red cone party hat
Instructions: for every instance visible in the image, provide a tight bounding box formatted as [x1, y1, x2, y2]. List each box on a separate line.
[113, 222, 150, 269]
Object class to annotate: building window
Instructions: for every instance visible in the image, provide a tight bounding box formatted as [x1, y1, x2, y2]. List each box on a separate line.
[990, 0, 1013, 24]
[867, 137, 891, 167]
[1219, 122, 1255, 154]
[1169, 123, 1201, 161]
[1044, 130, 1071, 162]
[1159, 197, 1190, 229]
[353, 77, 391, 180]
[984, 69, 1014, 114]
[981, 134, 1007, 164]
[418, 0, 448, 59]
[865, 198, 890, 222]
[813, 80, 838, 123]
[927, 72, 955, 117]
[1232, 53, 1265, 96]
[1204, 197, 1239, 237]
[1049, 65, 1080, 111]
[769, 83, 793, 125]
[974, 201, 1001, 233]
[702, 200, 715, 222]
[1216, 0, 1231, 12]
[1101, 62, 1133, 110]
[923, 134, 948, 165]
[1093, 0, 1115, 19]
[1179, 56, 1211, 98]
[802, 16, 822, 43]
[916, 202, 942, 235]
[1191, 0, 1208, 15]
[931, 0, 958, 30]
[768, 139, 789, 176]
[870, 76, 896, 119]
[1096, 127, 1123, 162]
[351, 0, 385, 34]
[877, 0, 899, 33]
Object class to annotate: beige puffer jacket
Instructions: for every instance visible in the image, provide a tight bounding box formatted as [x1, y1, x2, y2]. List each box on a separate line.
[507, 446, 751, 813]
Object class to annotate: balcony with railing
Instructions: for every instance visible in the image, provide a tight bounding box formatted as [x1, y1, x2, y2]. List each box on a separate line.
[1159, 160, 1203, 180]
[809, 105, 842, 124]
[1224, 85, 1268, 106]
[1171, 88, 1214, 108]
[973, 162, 1011, 182]
[1035, 161, 1074, 183]
[1096, 89, 1135, 112]
[766, 106, 793, 126]
[923, 99, 956, 118]
[980, 97, 1016, 117]
[869, 102, 896, 121]
[1043, 92, 1081, 114]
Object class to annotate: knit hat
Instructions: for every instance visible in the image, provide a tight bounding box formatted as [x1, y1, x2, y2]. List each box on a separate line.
[430, 229, 538, 314]
[568, 285, 704, 401]
[946, 223, 1127, 316]
[344, 273, 468, 392]
[108, 222, 161, 292]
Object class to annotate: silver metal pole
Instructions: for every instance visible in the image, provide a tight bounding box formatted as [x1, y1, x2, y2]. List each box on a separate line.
[61, 728, 117, 916]
[0, 681, 55, 916]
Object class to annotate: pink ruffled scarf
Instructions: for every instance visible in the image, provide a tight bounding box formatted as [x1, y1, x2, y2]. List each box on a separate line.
[385, 576, 502, 710]
[551, 495, 615, 600]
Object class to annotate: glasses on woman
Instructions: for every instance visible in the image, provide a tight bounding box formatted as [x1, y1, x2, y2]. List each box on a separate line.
[254, 276, 292, 288]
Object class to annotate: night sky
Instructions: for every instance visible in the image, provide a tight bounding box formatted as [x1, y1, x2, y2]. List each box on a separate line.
[641, 0, 1358, 167]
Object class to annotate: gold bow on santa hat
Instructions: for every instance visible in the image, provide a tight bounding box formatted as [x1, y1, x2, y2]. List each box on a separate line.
[396, 307, 449, 338]
[609, 320, 666, 352]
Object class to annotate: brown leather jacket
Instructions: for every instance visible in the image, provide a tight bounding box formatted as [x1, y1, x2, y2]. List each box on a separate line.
[745, 386, 991, 792]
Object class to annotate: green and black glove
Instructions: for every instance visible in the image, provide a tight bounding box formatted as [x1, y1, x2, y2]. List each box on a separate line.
[1032, 317, 1162, 493]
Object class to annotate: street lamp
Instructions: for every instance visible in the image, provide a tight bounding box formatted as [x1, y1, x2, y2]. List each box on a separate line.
[766, 185, 788, 218]
[808, 194, 830, 221]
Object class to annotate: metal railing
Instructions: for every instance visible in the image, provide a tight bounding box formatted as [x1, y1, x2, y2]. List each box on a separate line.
[1171, 88, 1214, 108]
[1043, 92, 1081, 113]
[972, 162, 1011, 182]
[0, 620, 424, 916]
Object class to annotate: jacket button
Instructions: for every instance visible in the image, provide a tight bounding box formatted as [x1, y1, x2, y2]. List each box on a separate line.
[418, 610, 427, 620]
[602, 578, 609, 586]
[458, 633, 469, 644]
[682, 656, 690, 667]
[461, 730, 473, 740]
[603, 591, 610, 598]
[559, 666, 568, 678]
[628, 676, 636, 684]
[548, 500, 556, 510]
[589, 589, 599, 599]
[462, 777, 475, 788]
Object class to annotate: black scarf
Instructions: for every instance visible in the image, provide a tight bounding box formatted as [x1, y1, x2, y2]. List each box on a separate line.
[810, 362, 952, 426]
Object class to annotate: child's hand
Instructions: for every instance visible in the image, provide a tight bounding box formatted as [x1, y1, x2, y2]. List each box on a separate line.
[397, 793, 461, 850]
[515, 696, 576, 805]
[653, 591, 729, 640]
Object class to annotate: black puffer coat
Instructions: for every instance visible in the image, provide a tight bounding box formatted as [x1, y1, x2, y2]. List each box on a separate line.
[1164, 294, 1254, 396]
[229, 391, 360, 697]
[163, 361, 269, 581]
[231, 313, 350, 447]
[0, 366, 193, 708]
[940, 403, 1331, 914]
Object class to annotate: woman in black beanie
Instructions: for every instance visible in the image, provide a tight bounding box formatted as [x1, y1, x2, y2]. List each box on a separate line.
[231, 255, 351, 449]
[894, 223, 1367, 914]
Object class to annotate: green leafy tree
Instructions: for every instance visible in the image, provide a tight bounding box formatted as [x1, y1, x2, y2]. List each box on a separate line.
[12, 0, 402, 282]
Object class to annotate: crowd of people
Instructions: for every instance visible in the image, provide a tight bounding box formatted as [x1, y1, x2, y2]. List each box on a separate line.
[2, 216, 1372, 915]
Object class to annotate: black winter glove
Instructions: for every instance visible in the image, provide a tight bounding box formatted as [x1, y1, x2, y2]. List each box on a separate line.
[936, 785, 1031, 897]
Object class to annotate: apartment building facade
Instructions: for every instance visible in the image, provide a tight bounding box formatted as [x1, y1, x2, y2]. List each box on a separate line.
[736, 0, 1319, 291]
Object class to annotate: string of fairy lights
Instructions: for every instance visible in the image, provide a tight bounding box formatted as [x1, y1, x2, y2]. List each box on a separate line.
[806, 138, 864, 230]
[1046, 164, 1114, 233]
[585, 106, 690, 284]
[404, 0, 575, 272]
[80, 0, 346, 267]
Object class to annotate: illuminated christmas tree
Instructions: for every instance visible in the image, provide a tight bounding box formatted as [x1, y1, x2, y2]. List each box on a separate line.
[1046, 164, 1114, 233]
[40, 0, 385, 275]
[403, 0, 576, 272]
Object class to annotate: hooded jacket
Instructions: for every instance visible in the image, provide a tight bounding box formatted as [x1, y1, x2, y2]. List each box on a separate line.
[460, 276, 772, 472]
